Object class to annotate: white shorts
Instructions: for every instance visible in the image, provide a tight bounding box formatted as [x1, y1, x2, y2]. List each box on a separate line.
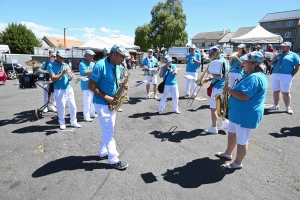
[227, 121, 253, 145]
[145, 75, 158, 85]
[270, 73, 293, 93]
[210, 87, 222, 109]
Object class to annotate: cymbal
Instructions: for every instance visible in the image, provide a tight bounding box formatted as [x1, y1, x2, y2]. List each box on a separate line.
[25, 60, 42, 67]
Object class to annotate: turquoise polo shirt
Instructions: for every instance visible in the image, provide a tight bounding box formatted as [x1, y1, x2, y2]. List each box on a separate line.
[142, 56, 159, 68]
[89, 57, 121, 105]
[79, 59, 95, 91]
[161, 64, 178, 85]
[272, 52, 300, 74]
[47, 61, 71, 90]
[228, 72, 268, 129]
[230, 54, 244, 74]
[186, 53, 201, 72]
[211, 56, 230, 90]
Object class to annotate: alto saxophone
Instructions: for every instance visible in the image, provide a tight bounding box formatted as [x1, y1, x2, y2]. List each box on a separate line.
[213, 70, 230, 117]
[108, 70, 130, 112]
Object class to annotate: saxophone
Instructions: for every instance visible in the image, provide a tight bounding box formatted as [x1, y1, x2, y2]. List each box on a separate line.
[108, 70, 130, 112]
[213, 70, 229, 117]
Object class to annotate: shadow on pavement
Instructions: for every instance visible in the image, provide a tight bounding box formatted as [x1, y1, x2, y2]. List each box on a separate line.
[161, 157, 234, 188]
[32, 155, 110, 178]
[263, 109, 287, 115]
[187, 104, 210, 112]
[269, 126, 300, 138]
[0, 110, 36, 127]
[12, 125, 59, 135]
[149, 128, 211, 143]
[127, 97, 143, 105]
[128, 111, 173, 120]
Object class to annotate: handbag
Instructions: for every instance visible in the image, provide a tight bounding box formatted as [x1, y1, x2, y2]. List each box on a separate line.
[158, 70, 170, 94]
[207, 80, 219, 97]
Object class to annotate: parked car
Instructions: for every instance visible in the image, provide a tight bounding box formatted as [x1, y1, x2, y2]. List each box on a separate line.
[168, 47, 210, 64]
[3, 63, 27, 80]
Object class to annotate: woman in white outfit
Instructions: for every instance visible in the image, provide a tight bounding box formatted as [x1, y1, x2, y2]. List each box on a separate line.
[158, 55, 180, 114]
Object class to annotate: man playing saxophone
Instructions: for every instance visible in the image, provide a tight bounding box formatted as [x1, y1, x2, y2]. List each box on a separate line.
[88, 44, 129, 170]
[202, 46, 230, 134]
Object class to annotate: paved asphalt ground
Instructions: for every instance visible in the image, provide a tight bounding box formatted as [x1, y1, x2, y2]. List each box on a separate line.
[0, 63, 299, 200]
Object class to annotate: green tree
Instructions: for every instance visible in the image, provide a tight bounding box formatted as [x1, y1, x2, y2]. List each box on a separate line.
[134, 24, 152, 51]
[0, 23, 42, 54]
[134, 0, 188, 50]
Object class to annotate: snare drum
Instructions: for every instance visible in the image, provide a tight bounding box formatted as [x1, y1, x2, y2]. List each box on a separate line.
[18, 73, 37, 89]
[36, 72, 50, 82]
[144, 68, 158, 76]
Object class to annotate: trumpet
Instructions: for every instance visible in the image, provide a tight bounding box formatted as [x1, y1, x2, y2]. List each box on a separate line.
[66, 69, 80, 84]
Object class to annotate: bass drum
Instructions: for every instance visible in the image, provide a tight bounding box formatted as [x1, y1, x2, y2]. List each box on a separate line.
[18, 73, 37, 89]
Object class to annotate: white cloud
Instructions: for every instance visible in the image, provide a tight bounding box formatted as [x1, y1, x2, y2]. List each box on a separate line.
[0, 23, 7, 31]
[100, 27, 120, 34]
[70, 27, 95, 34]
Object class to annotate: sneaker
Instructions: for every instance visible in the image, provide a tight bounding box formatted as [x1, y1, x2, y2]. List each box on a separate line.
[219, 120, 229, 130]
[147, 94, 151, 99]
[91, 113, 98, 118]
[71, 122, 82, 128]
[191, 95, 196, 99]
[110, 161, 128, 170]
[159, 110, 163, 114]
[43, 107, 48, 113]
[84, 117, 93, 122]
[154, 95, 159, 100]
[117, 108, 123, 112]
[204, 126, 218, 134]
[184, 94, 190, 98]
[60, 125, 66, 130]
[175, 110, 181, 114]
[48, 106, 57, 112]
[286, 107, 293, 114]
[268, 105, 279, 110]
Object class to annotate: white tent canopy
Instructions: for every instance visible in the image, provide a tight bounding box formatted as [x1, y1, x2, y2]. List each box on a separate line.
[230, 25, 283, 43]
[0, 45, 10, 53]
[78, 36, 140, 51]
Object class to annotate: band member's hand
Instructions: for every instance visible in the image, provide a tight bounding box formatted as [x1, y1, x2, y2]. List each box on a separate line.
[124, 83, 129, 90]
[223, 86, 230, 93]
[62, 69, 68, 74]
[202, 78, 210, 84]
[105, 95, 118, 105]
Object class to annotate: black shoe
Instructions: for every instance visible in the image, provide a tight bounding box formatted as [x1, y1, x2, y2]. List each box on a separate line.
[110, 161, 128, 170]
[99, 155, 108, 160]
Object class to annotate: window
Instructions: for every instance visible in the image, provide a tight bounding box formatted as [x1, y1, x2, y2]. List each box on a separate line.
[285, 32, 291, 38]
[275, 22, 281, 28]
[202, 43, 205, 47]
[210, 42, 214, 46]
[286, 21, 293, 27]
[265, 23, 270, 29]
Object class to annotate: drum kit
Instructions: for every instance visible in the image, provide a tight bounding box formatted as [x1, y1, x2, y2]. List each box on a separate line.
[20, 60, 56, 120]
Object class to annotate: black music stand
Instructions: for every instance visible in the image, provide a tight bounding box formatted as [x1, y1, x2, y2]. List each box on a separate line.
[35, 82, 57, 120]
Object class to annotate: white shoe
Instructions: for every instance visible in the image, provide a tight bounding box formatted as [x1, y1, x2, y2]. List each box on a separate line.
[175, 110, 180, 114]
[268, 105, 279, 110]
[159, 110, 163, 114]
[154, 95, 159, 100]
[204, 126, 218, 134]
[43, 107, 48, 113]
[71, 122, 82, 128]
[84, 118, 93, 122]
[147, 94, 151, 99]
[91, 113, 98, 118]
[117, 108, 123, 112]
[219, 120, 229, 130]
[286, 107, 293, 114]
[60, 125, 66, 130]
[48, 106, 57, 112]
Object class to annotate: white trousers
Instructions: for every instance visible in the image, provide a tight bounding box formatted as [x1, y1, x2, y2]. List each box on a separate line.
[43, 83, 56, 107]
[54, 88, 77, 125]
[94, 103, 119, 164]
[228, 72, 242, 88]
[185, 72, 197, 96]
[83, 90, 96, 119]
[159, 85, 179, 112]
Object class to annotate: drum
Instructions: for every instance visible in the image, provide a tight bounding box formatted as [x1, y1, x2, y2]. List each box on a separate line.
[36, 72, 50, 82]
[208, 60, 223, 75]
[144, 68, 158, 76]
[18, 73, 37, 89]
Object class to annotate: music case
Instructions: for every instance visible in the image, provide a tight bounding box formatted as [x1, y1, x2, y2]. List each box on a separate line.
[208, 60, 223, 75]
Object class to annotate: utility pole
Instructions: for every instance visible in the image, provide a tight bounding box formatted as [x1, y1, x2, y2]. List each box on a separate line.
[64, 28, 66, 48]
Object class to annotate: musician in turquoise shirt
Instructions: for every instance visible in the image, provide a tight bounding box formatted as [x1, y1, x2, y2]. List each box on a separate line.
[218, 51, 268, 169]
[228, 44, 246, 88]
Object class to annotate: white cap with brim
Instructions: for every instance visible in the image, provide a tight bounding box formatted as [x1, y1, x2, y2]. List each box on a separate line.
[85, 49, 96, 56]
[50, 53, 56, 57]
[56, 50, 67, 58]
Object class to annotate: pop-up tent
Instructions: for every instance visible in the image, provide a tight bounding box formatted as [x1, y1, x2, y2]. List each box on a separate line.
[230, 25, 283, 43]
[0, 45, 16, 77]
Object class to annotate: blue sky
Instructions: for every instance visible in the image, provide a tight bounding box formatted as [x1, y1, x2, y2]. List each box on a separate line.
[0, 0, 299, 44]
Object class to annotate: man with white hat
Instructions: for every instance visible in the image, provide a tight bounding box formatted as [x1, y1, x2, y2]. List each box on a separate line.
[268, 41, 300, 114]
[184, 44, 201, 99]
[79, 50, 98, 122]
[48, 50, 81, 130]
[88, 44, 129, 170]
[141, 49, 159, 99]
[37, 52, 57, 113]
